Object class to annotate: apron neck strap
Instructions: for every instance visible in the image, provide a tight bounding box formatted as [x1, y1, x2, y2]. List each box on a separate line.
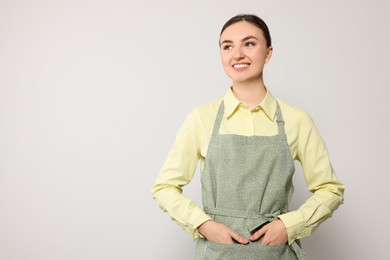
[275, 102, 287, 141]
[211, 101, 225, 138]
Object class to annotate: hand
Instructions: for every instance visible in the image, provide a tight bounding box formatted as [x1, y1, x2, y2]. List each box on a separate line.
[249, 220, 288, 245]
[197, 220, 249, 245]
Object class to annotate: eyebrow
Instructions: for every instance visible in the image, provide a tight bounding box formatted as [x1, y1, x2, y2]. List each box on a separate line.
[220, 35, 259, 46]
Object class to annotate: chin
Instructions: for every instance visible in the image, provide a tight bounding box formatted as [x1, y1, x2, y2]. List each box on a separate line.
[230, 75, 255, 83]
[229, 73, 263, 84]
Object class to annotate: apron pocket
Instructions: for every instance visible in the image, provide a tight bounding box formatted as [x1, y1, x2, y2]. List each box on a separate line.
[200, 240, 298, 260]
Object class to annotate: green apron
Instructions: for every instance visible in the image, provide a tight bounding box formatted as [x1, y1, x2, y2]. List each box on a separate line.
[195, 101, 306, 260]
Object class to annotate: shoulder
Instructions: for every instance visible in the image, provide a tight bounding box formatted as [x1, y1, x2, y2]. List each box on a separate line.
[276, 98, 315, 134]
[181, 98, 222, 133]
[194, 98, 222, 114]
[277, 98, 312, 123]
[189, 98, 222, 122]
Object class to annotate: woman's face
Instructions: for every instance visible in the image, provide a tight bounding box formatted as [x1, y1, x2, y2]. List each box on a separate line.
[220, 21, 272, 84]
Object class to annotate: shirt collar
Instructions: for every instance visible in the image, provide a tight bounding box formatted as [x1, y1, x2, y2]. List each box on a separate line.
[223, 87, 277, 122]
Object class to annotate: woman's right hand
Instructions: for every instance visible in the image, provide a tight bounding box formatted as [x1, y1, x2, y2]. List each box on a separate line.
[197, 220, 249, 245]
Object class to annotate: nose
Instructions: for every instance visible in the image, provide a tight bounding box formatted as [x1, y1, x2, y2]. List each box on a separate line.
[233, 47, 245, 60]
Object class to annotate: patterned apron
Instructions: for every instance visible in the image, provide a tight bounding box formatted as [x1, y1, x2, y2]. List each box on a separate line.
[195, 101, 306, 259]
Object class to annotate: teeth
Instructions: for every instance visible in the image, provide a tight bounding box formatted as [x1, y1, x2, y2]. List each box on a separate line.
[233, 63, 249, 68]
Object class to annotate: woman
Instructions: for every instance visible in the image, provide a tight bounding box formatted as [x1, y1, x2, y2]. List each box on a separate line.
[152, 14, 344, 259]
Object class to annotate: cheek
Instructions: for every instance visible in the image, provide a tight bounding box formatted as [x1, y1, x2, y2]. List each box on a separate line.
[222, 59, 232, 72]
[247, 47, 267, 61]
[220, 52, 231, 65]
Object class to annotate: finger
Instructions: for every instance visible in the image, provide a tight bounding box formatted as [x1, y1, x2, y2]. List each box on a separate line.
[262, 220, 288, 245]
[228, 230, 249, 244]
[250, 225, 268, 241]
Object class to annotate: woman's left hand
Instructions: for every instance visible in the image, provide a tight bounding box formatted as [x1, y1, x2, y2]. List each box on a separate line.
[249, 220, 288, 245]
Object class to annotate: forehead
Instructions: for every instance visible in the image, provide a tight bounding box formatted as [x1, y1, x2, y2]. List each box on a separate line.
[220, 21, 264, 42]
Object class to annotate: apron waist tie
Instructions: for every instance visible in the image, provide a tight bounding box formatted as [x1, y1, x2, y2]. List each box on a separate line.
[204, 207, 286, 233]
[204, 207, 306, 260]
[291, 242, 307, 260]
[204, 207, 286, 221]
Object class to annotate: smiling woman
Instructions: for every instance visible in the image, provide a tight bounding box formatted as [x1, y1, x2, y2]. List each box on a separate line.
[219, 20, 273, 107]
[151, 14, 344, 260]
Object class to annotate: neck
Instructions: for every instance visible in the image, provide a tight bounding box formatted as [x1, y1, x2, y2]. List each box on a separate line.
[232, 77, 267, 109]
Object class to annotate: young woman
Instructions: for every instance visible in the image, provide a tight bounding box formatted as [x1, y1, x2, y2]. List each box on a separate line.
[152, 14, 344, 260]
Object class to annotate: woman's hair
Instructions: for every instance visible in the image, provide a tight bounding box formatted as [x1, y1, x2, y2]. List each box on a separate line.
[220, 14, 272, 47]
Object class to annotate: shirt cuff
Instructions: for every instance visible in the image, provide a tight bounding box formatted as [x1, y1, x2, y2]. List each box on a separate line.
[192, 214, 213, 240]
[278, 211, 306, 245]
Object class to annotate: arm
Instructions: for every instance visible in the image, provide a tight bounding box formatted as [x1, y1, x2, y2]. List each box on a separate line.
[151, 108, 212, 239]
[278, 112, 345, 245]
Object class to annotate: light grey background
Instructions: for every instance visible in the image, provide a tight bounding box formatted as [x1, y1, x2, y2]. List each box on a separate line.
[0, 0, 389, 259]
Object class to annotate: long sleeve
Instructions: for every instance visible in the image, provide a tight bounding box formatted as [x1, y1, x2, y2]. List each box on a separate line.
[278, 112, 345, 245]
[151, 108, 212, 239]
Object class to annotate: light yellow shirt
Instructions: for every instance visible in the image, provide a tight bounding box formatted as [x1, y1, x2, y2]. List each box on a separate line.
[152, 88, 344, 245]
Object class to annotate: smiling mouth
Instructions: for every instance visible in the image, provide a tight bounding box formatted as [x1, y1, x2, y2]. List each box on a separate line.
[233, 63, 250, 68]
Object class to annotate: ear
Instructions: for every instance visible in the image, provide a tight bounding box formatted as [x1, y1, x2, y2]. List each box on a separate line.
[265, 46, 273, 64]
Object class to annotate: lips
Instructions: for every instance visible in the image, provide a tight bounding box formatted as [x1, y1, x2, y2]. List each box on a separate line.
[232, 63, 250, 69]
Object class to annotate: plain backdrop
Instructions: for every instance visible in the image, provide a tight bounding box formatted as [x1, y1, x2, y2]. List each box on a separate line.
[1, 0, 389, 259]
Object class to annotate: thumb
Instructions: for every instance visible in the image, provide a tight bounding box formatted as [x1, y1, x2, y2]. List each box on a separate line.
[228, 229, 249, 244]
[250, 225, 268, 241]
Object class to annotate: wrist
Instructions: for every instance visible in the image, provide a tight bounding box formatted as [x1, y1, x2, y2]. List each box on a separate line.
[197, 219, 214, 236]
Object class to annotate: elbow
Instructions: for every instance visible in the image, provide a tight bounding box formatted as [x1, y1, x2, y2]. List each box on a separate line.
[151, 183, 183, 204]
[314, 182, 345, 210]
[313, 180, 345, 198]
[151, 184, 183, 213]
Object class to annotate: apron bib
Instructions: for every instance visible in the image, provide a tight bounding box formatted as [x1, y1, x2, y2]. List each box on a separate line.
[195, 101, 306, 260]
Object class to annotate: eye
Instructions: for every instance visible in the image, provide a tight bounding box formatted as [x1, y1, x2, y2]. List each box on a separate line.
[245, 41, 256, 47]
[222, 44, 233, 51]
